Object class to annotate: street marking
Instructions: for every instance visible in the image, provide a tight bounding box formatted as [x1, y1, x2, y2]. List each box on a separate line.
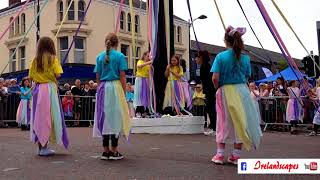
[3, 168, 19, 172]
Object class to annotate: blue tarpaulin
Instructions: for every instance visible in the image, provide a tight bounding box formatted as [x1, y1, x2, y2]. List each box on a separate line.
[256, 67, 307, 83]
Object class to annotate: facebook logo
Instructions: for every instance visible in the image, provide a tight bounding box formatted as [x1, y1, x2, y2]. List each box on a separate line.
[241, 162, 247, 171]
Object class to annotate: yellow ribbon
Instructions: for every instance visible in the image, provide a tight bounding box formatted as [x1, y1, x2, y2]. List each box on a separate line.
[129, 0, 137, 73]
[55, 0, 74, 39]
[213, 0, 226, 31]
[271, 0, 320, 72]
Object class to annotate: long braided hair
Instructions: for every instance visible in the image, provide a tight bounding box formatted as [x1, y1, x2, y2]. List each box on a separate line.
[105, 33, 119, 64]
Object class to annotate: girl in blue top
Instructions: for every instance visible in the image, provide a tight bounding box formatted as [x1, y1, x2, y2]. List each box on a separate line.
[93, 33, 130, 161]
[210, 26, 262, 165]
[16, 77, 32, 130]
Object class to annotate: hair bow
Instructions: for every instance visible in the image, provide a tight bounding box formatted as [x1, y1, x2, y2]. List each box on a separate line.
[226, 26, 246, 37]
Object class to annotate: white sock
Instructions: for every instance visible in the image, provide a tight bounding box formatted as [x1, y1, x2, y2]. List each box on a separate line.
[233, 149, 241, 157]
[216, 148, 225, 156]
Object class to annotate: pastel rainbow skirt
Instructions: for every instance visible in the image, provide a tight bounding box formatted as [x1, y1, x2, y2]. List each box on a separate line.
[16, 99, 31, 126]
[216, 84, 262, 151]
[30, 83, 69, 149]
[163, 80, 185, 110]
[133, 77, 150, 109]
[93, 81, 131, 138]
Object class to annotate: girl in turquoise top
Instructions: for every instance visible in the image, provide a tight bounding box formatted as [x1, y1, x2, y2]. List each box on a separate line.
[210, 26, 262, 165]
[16, 77, 32, 130]
[93, 33, 130, 161]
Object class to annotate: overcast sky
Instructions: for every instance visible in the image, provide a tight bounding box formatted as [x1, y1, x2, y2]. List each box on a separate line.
[0, 0, 319, 59]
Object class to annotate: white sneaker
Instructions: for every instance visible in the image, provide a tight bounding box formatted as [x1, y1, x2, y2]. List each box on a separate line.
[204, 129, 215, 136]
[38, 148, 55, 156]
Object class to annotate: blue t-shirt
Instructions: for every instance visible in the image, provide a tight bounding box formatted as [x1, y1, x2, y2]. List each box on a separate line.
[20, 87, 31, 100]
[94, 49, 128, 81]
[210, 49, 251, 87]
[126, 92, 134, 102]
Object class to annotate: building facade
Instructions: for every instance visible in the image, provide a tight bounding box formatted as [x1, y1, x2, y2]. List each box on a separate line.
[0, 0, 189, 75]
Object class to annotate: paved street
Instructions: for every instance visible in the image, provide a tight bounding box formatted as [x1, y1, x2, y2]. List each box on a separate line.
[0, 128, 319, 180]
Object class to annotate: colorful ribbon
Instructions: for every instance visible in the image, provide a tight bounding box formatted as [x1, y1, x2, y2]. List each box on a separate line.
[270, 0, 320, 73]
[62, 0, 93, 64]
[0, 0, 49, 76]
[55, 0, 74, 39]
[0, 0, 32, 43]
[115, 0, 125, 34]
[254, 0, 308, 95]
[213, 0, 226, 31]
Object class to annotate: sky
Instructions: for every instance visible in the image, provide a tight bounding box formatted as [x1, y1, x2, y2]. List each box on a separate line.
[0, 0, 319, 59]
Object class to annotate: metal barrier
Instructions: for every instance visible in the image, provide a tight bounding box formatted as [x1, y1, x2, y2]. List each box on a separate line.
[259, 96, 313, 131]
[1, 94, 314, 131]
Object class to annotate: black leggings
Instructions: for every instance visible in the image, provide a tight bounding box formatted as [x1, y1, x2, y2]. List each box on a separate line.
[102, 135, 119, 147]
[314, 124, 319, 133]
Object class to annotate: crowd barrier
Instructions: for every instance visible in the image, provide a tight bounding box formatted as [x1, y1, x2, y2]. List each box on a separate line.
[0, 94, 314, 131]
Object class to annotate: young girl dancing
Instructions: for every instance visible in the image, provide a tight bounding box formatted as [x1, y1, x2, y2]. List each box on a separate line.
[163, 55, 185, 116]
[16, 77, 32, 130]
[134, 51, 152, 117]
[93, 33, 130, 160]
[211, 26, 262, 165]
[29, 37, 69, 156]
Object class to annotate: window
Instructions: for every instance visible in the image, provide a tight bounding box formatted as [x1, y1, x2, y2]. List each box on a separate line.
[21, 14, 25, 33]
[78, 0, 85, 21]
[127, 13, 131, 32]
[59, 37, 69, 63]
[9, 17, 14, 37]
[10, 49, 16, 72]
[134, 15, 139, 33]
[120, 11, 125, 30]
[177, 26, 182, 43]
[74, 37, 85, 63]
[68, 0, 75, 21]
[58, 1, 63, 22]
[15, 17, 19, 35]
[20, 46, 26, 70]
[133, 47, 141, 70]
[173, 25, 176, 43]
[121, 44, 129, 67]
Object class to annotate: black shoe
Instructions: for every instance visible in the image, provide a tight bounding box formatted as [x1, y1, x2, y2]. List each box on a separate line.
[109, 152, 124, 160]
[100, 152, 110, 160]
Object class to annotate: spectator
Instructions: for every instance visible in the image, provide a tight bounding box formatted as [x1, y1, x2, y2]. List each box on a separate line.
[126, 83, 135, 118]
[249, 82, 263, 125]
[0, 78, 9, 128]
[83, 82, 95, 96]
[71, 79, 83, 127]
[89, 80, 95, 90]
[62, 91, 74, 122]
[274, 77, 287, 124]
[8, 79, 20, 94]
[93, 83, 98, 92]
[192, 84, 206, 126]
[82, 82, 95, 122]
[195, 50, 216, 136]
[2, 79, 9, 93]
[259, 83, 269, 97]
[60, 83, 71, 95]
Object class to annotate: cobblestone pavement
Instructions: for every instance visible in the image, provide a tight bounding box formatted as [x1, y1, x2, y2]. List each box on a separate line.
[0, 128, 319, 180]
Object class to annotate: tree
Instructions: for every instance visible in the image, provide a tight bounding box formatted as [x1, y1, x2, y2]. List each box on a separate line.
[277, 59, 288, 71]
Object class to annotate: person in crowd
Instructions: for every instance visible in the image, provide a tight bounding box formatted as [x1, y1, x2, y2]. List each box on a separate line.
[71, 79, 83, 127]
[249, 82, 264, 125]
[93, 33, 130, 160]
[62, 91, 74, 122]
[259, 83, 269, 97]
[89, 80, 95, 90]
[180, 59, 192, 111]
[302, 77, 315, 124]
[0, 78, 9, 128]
[286, 80, 304, 134]
[195, 50, 216, 136]
[133, 51, 152, 118]
[189, 80, 196, 97]
[211, 26, 262, 165]
[60, 83, 71, 95]
[267, 81, 274, 96]
[273, 77, 287, 124]
[309, 78, 320, 136]
[192, 84, 206, 126]
[8, 79, 21, 94]
[82, 82, 95, 123]
[28, 36, 69, 156]
[126, 83, 135, 118]
[163, 54, 185, 116]
[92, 83, 98, 92]
[2, 79, 9, 93]
[16, 77, 32, 130]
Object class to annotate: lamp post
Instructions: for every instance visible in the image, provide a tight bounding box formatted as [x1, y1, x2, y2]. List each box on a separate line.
[188, 15, 207, 80]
